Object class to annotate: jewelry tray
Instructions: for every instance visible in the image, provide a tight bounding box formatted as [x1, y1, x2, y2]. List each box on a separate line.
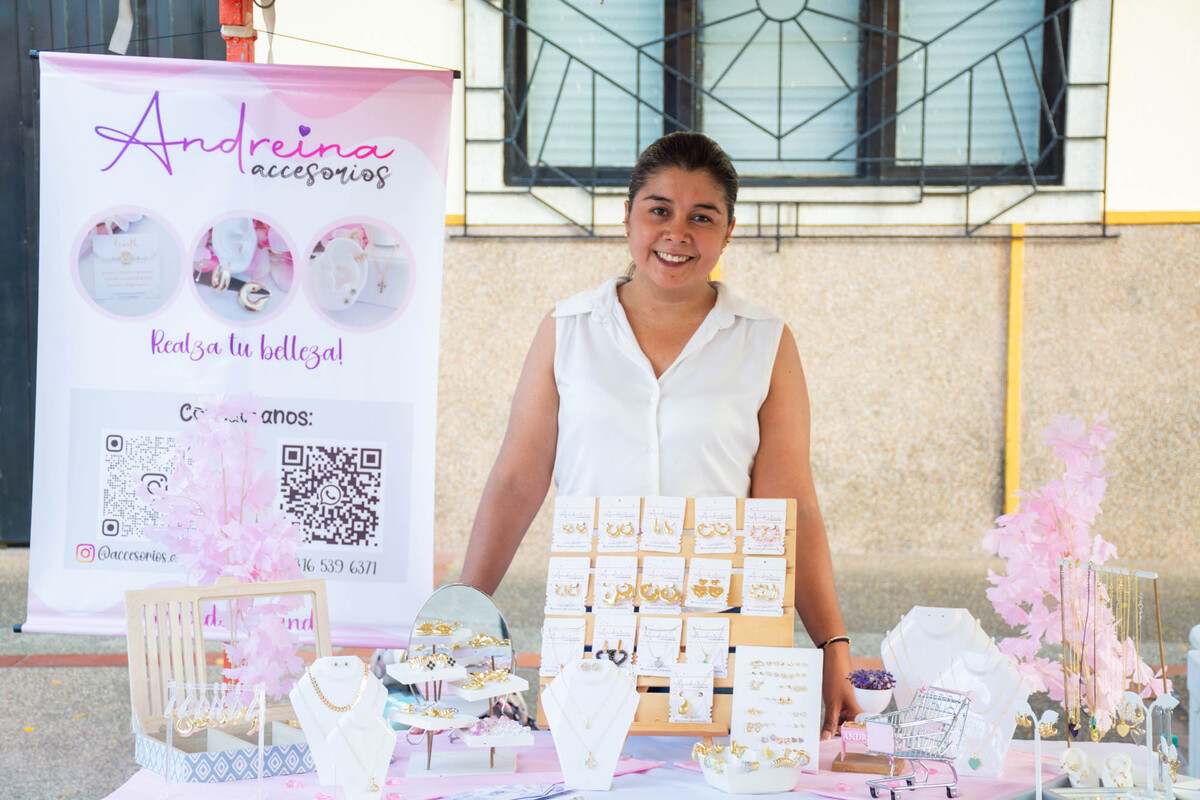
[450, 673, 531, 702]
[133, 719, 315, 783]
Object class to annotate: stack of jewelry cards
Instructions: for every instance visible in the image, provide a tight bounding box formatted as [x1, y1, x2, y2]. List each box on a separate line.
[669, 662, 714, 723]
[730, 645, 822, 772]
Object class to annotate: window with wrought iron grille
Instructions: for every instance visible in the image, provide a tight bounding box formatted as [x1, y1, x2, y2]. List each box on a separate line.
[503, 0, 1071, 188]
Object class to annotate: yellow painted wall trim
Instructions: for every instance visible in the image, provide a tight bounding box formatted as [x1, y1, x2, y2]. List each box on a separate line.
[1104, 211, 1200, 224]
[445, 214, 466, 226]
[1004, 223, 1025, 515]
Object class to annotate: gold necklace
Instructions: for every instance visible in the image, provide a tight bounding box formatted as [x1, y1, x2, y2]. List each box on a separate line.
[308, 661, 369, 713]
[549, 663, 630, 769]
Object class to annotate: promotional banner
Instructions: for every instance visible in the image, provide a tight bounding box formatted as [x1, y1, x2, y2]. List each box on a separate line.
[24, 53, 453, 645]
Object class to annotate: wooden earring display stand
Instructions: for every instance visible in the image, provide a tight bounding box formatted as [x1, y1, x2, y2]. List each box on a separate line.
[537, 498, 797, 737]
[125, 577, 333, 735]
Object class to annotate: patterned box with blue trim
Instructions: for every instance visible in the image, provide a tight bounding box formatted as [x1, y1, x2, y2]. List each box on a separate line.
[134, 725, 314, 783]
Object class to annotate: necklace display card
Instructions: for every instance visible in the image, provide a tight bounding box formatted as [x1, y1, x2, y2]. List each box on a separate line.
[639, 556, 685, 615]
[742, 498, 788, 555]
[693, 496, 738, 554]
[92, 233, 161, 301]
[635, 616, 683, 677]
[638, 495, 686, 552]
[685, 616, 730, 678]
[544, 557, 590, 615]
[593, 556, 638, 614]
[596, 495, 641, 553]
[730, 645, 822, 772]
[685, 557, 733, 611]
[539, 618, 587, 677]
[669, 661, 715, 723]
[740, 556, 787, 617]
[551, 495, 596, 553]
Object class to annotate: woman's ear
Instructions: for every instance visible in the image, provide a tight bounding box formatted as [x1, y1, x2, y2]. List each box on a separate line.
[623, 200, 631, 236]
[725, 216, 737, 247]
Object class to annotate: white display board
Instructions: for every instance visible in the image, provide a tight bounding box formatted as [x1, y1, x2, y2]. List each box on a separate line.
[24, 53, 453, 645]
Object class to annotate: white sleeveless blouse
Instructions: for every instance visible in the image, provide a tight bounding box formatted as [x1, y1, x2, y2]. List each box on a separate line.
[552, 278, 784, 497]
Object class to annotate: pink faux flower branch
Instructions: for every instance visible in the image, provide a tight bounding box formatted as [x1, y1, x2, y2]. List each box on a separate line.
[143, 395, 306, 699]
[982, 413, 1170, 735]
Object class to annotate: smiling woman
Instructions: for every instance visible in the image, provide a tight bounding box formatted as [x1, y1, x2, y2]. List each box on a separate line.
[460, 131, 861, 738]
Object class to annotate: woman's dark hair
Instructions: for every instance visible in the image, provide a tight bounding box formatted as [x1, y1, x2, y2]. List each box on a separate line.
[627, 132, 739, 222]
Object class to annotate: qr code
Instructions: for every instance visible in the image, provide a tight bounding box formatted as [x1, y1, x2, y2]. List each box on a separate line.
[98, 430, 177, 541]
[279, 443, 384, 547]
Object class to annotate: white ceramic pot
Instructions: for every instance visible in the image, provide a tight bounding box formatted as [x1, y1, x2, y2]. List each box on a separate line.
[853, 687, 893, 716]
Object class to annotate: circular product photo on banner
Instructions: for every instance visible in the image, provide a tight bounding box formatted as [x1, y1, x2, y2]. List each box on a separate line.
[191, 216, 295, 324]
[74, 210, 183, 319]
[305, 220, 413, 329]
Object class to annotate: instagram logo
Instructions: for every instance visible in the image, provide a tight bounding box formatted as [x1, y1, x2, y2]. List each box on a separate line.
[75, 544, 96, 563]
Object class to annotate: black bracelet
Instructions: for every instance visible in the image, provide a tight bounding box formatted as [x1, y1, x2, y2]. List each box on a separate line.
[817, 635, 851, 649]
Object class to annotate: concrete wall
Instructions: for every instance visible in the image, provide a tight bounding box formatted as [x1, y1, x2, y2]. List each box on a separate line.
[435, 225, 1200, 588]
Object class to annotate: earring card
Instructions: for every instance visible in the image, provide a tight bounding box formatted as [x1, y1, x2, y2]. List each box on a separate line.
[693, 496, 738, 554]
[638, 556, 686, 615]
[596, 495, 641, 553]
[543, 557, 590, 615]
[639, 495, 686, 552]
[550, 495, 596, 553]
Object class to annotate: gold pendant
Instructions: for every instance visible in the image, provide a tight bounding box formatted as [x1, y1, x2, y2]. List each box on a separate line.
[369, 777, 380, 792]
[585, 751, 598, 768]
[1116, 720, 1130, 737]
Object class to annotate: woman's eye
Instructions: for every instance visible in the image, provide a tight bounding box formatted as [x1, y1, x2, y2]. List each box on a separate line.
[650, 207, 668, 216]
[692, 214, 712, 224]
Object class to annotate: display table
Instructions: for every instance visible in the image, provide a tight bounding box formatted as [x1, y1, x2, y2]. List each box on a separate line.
[103, 735, 1064, 800]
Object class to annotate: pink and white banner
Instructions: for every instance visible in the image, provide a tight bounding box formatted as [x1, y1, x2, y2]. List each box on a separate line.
[25, 53, 452, 645]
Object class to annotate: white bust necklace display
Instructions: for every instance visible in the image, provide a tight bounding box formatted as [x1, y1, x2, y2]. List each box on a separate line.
[290, 656, 393, 795]
[540, 658, 638, 791]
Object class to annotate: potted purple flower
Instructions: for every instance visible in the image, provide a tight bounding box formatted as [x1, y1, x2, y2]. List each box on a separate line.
[848, 669, 895, 716]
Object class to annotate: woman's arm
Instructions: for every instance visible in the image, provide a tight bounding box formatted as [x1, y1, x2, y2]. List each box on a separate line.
[750, 324, 860, 738]
[459, 314, 560, 595]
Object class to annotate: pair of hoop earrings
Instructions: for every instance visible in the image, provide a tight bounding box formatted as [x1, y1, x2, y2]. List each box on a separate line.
[696, 522, 733, 538]
[691, 578, 724, 598]
[600, 582, 636, 605]
[554, 582, 581, 597]
[560, 522, 589, 534]
[604, 522, 635, 538]
[639, 583, 682, 604]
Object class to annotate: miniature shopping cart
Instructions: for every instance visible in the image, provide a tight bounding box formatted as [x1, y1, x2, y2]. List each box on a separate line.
[862, 687, 971, 800]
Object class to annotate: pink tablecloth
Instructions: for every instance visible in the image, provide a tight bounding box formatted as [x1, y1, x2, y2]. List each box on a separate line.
[105, 731, 663, 800]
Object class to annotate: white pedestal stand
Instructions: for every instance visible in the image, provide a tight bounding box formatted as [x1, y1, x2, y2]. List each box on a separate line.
[289, 656, 390, 796]
[541, 659, 638, 791]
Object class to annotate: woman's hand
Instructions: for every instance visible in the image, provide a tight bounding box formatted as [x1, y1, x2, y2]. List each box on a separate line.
[821, 642, 861, 739]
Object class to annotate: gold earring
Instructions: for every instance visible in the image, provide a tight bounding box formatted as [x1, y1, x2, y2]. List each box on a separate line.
[715, 522, 732, 536]
[678, 694, 691, 717]
[560, 523, 574, 534]
[691, 579, 709, 598]
[615, 582, 636, 602]
[749, 584, 779, 602]
[696, 522, 714, 538]
[639, 583, 660, 602]
[620, 522, 635, 537]
[707, 581, 724, 598]
[575, 521, 588, 533]
[605, 522, 619, 537]
[659, 585, 681, 604]
[238, 282, 270, 311]
[601, 587, 617, 605]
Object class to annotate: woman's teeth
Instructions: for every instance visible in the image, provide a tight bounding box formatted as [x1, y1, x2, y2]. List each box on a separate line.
[655, 251, 690, 263]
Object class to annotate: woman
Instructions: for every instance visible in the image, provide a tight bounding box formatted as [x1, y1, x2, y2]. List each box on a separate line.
[459, 132, 860, 736]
